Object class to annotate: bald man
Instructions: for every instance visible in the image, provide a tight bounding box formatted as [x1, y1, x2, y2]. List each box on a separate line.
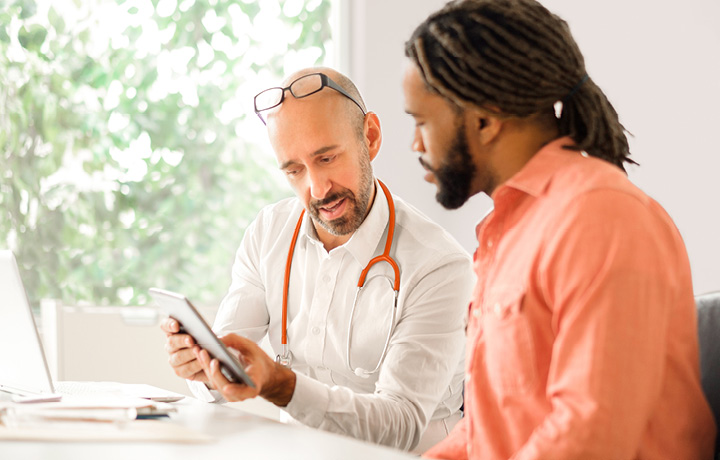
[160, 67, 474, 453]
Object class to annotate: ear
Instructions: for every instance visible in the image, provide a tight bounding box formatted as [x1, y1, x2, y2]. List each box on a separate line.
[469, 109, 502, 146]
[364, 112, 382, 162]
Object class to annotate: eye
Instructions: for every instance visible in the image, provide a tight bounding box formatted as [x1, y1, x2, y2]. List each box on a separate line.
[319, 155, 336, 164]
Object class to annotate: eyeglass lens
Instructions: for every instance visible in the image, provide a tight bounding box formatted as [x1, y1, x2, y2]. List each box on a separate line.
[255, 74, 323, 112]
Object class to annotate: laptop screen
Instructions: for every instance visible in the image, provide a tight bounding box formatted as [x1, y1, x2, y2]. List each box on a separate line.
[0, 250, 55, 395]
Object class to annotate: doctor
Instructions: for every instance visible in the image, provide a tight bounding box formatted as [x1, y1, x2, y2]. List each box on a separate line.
[161, 67, 474, 452]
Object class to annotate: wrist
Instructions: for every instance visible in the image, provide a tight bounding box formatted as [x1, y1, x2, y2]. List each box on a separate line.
[262, 362, 296, 407]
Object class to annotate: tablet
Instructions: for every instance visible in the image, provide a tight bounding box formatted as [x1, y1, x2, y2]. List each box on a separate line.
[149, 288, 255, 389]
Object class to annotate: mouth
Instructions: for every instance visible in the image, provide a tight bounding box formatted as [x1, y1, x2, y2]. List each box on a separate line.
[318, 197, 347, 220]
[418, 157, 436, 184]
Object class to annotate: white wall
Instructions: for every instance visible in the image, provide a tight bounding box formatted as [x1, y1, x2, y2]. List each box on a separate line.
[344, 0, 720, 295]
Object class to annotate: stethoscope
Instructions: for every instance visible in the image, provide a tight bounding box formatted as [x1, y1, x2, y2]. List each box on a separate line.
[276, 180, 400, 378]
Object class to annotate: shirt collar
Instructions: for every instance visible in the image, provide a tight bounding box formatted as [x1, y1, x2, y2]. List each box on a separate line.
[497, 136, 578, 199]
[301, 179, 389, 267]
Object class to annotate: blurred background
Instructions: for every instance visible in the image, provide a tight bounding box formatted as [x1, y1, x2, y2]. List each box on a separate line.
[3, 0, 719, 313]
[1, 0, 719, 404]
[1, 0, 335, 309]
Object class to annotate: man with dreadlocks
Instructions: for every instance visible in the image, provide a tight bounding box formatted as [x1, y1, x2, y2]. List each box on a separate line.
[402, 0, 716, 459]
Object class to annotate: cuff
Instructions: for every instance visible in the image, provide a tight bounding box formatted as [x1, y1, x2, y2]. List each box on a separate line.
[187, 379, 226, 403]
[283, 371, 330, 428]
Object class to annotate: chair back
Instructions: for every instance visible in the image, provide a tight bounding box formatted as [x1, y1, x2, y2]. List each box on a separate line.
[697, 291, 720, 458]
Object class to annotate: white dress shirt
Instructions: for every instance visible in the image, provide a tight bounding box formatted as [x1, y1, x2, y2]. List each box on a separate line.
[189, 180, 474, 451]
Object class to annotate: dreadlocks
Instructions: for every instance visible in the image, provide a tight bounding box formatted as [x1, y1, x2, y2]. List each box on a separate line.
[405, 0, 635, 171]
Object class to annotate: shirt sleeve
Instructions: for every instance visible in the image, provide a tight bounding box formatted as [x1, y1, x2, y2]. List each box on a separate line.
[512, 190, 689, 459]
[423, 416, 469, 460]
[284, 253, 473, 451]
[187, 380, 226, 403]
[211, 212, 271, 342]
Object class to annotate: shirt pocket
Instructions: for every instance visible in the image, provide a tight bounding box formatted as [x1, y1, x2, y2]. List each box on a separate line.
[481, 286, 538, 395]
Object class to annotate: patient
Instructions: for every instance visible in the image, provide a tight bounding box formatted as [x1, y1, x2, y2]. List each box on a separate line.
[402, 0, 716, 458]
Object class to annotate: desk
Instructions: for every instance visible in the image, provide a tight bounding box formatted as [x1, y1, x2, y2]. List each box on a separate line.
[0, 396, 417, 460]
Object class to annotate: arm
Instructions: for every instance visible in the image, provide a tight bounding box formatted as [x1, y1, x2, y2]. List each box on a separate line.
[197, 253, 472, 451]
[423, 416, 469, 460]
[512, 191, 685, 459]
[285, 254, 473, 450]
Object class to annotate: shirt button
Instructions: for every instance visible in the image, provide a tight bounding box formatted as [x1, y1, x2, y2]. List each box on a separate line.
[472, 308, 481, 318]
[311, 326, 321, 335]
[487, 240, 494, 248]
[493, 303, 503, 316]
[322, 275, 331, 283]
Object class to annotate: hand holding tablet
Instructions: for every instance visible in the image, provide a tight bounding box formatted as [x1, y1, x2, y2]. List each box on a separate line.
[150, 288, 256, 389]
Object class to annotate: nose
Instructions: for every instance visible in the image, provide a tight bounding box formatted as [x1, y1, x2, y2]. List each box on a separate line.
[411, 129, 425, 153]
[307, 167, 332, 200]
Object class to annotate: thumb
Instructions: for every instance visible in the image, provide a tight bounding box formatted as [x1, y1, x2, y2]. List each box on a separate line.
[219, 334, 255, 354]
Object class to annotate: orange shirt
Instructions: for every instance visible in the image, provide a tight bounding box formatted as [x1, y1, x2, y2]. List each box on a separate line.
[425, 138, 716, 460]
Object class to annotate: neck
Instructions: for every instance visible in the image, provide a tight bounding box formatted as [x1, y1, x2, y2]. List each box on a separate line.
[488, 116, 559, 194]
[316, 227, 352, 252]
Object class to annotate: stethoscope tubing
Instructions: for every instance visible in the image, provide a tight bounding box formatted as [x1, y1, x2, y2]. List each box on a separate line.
[277, 180, 399, 375]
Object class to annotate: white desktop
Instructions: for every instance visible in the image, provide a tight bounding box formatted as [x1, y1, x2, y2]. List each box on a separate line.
[0, 391, 416, 460]
[0, 250, 416, 459]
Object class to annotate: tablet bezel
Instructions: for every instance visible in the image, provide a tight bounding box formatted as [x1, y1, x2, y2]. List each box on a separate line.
[149, 287, 256, 389]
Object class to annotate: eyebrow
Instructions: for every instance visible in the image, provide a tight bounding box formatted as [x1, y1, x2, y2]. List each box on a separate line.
[279, 145, 340, 170]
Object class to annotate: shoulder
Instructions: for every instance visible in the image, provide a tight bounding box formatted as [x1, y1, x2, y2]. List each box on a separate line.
[247, 197, 305, 242]
[540, 158, 686, 264]
[530, 152, 671, 232]
[548, 153, 647, 205]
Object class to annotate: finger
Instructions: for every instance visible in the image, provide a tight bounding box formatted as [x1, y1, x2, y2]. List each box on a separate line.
[208, 358, 231, 388]
[168, 347, 198, 368]
[197, 350, 231, 394]
[186, 369, 209, 384]
[194, 346, 214, 377]
[160, 317, 180, 335]
[171, 356, 206, 381]
[165, 333, 195, 353]
[219, 334, 256, 354]
[210, 359, 260, 402]
[221, 383, 259, 402]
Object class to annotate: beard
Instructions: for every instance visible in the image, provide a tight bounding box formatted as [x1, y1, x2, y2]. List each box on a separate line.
[308, 149, 374, 236]
[420, 125, 477, 210]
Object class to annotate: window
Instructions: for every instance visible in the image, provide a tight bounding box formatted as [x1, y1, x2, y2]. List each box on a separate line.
[0, 0, 337, 308]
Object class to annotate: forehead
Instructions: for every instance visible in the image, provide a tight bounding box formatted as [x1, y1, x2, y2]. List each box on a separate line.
[267, 95, 355, 158]
[268, 91, 351, 133]
[402, 62, 428, 99]
[402, 62, 454, 113]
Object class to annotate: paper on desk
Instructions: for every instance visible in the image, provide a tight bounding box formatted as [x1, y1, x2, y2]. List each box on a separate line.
[19, 393, 157, 408]
[0, 395, 175, 424]
[2, 405, 137, 424]
[0, 419, 214, 443]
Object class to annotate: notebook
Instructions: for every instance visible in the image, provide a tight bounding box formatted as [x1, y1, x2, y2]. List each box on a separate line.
[0, 250, 183, 403]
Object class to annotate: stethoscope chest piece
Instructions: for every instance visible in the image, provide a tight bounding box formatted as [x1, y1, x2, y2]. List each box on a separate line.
[276, 343, 293, 368]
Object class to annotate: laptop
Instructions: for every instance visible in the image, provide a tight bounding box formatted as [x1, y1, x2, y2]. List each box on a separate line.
[0, 250, 183, 403]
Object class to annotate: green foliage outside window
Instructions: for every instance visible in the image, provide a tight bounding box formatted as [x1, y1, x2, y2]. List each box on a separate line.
[0, 0, 333, 308]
